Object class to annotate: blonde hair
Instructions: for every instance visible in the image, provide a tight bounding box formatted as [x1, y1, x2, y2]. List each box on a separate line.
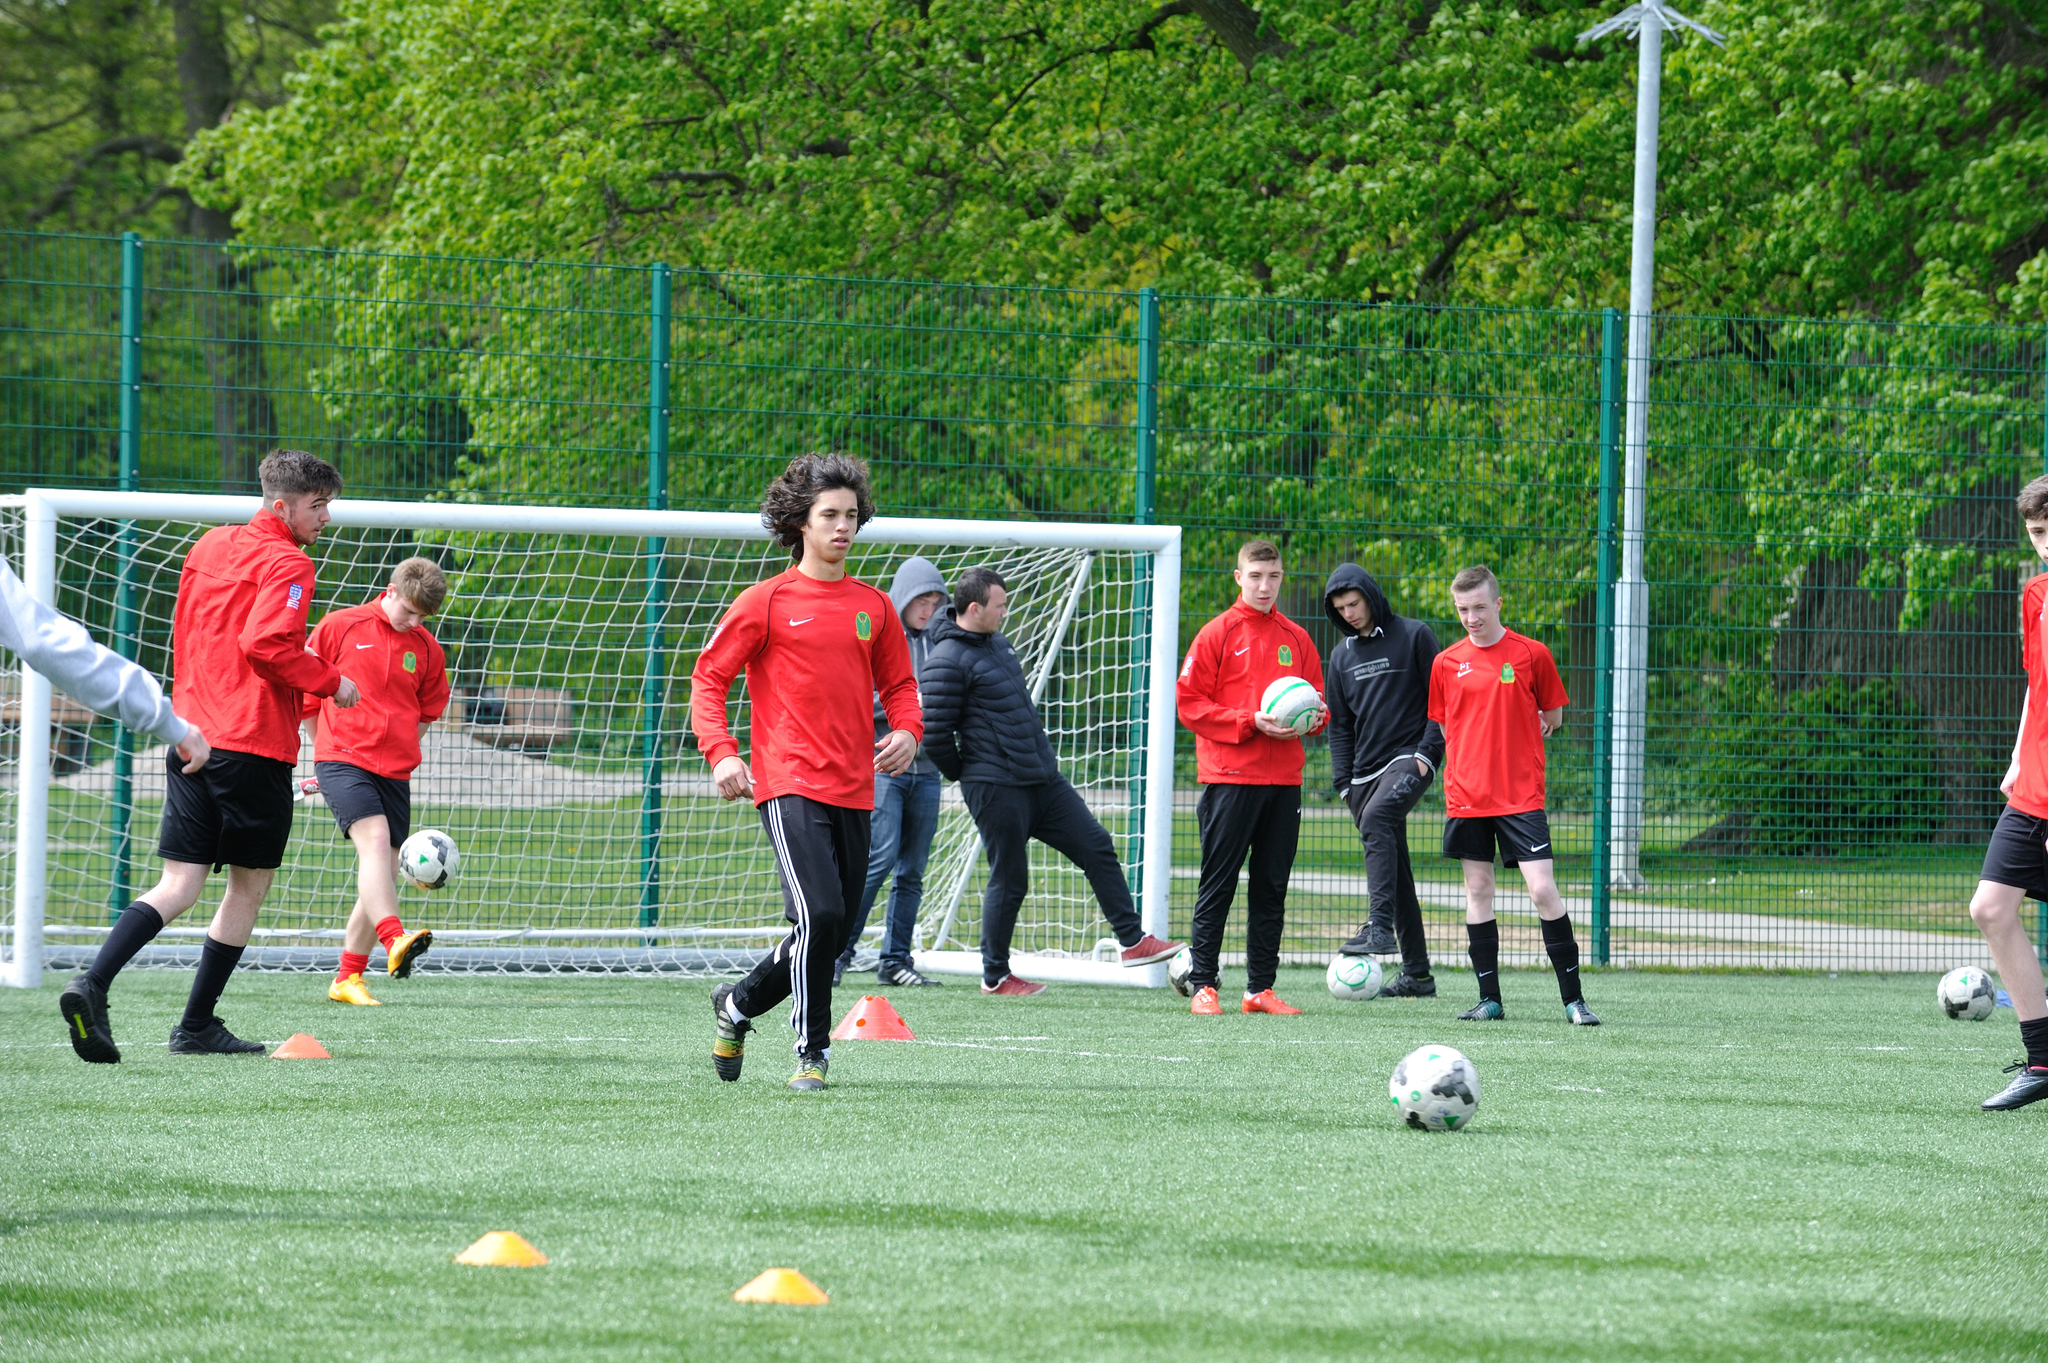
[389, 556, 447, 614]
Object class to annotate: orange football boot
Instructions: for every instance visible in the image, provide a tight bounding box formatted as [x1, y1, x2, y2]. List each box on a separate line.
[1242, 988, 1302, 1015]
[1190, 985, 1223, 1015]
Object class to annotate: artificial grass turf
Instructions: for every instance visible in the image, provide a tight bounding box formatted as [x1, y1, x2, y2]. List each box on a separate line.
[2, 968, 2045, 1362]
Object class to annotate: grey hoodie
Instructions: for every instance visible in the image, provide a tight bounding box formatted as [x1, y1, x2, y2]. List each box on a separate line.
[0, 561, 188, 744]
[1321, 563, 1443, 788]
[873, 556, 949, 776]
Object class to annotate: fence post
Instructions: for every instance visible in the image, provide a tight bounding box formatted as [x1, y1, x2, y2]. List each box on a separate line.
[109, 232, 143, 921]
[639, 263, 671, 930]
[1591, 309, 1624, 964]
[1126, 287, 1161, 895]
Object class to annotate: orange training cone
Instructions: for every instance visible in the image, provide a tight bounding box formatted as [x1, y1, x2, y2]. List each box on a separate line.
[733, 1268, 829, 1304]
[455, 1232, 549, 1267]
[830, 994, 915, 1041]
[271, 1033, 331, 1059]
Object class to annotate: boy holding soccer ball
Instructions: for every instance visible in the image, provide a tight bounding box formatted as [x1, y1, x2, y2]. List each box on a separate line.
[304, 556, 449, 1005]
[1964, 476, 2048, 1111]
[1175, 539, 1326, 1015]
[1429, 565, 1596, 1025]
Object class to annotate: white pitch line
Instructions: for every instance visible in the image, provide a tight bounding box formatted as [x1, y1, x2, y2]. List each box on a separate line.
[912, 1038, 1192, 1063]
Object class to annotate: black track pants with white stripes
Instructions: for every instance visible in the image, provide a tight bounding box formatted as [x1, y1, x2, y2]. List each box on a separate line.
[730, 794, 871, 1057]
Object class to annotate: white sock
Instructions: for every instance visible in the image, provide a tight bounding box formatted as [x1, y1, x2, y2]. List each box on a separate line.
[725, 995, 748, 1026]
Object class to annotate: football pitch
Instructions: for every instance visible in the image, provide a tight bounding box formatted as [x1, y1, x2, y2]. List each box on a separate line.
[2, 969, 2045, 1362]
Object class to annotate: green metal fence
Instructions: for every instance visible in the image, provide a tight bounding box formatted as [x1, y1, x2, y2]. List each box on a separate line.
[5, 228, 2046, 973]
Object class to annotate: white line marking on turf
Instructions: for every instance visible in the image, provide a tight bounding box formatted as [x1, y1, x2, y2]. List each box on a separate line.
[915, 1039, 1191, 1063]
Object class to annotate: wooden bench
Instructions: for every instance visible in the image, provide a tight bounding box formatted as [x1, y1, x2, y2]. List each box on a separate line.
[465, 686, 575, 758]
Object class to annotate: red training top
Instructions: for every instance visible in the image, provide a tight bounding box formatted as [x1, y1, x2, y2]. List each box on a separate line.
[1176, 599, 1326, 786]
[690, 567, 922, 810]
[2008, 573, 2048, 819]
[303, 600, 450, 780]
[1427, 628, 1569, 817]
[172, 514, 341, 764]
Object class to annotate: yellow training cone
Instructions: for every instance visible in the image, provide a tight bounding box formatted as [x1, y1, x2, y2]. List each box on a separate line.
[455, 1231, 548, 1267]
[733, 1268, 829, 1304]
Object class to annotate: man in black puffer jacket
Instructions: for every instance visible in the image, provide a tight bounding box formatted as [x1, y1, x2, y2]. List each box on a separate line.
[921, 566, 1183, 994]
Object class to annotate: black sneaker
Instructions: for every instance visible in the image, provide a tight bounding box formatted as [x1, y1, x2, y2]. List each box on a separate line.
[167, 1017, 265, 1055]
[877, 961, 941, 988]
[712, 982, 752, 1082]
[58, 976, 119, 1064]
[1379, 971, 1436, 999]
[1339, 924, 1400, 958]
[831, 957, 848, 988]
[1983, 1061, 2048, 1111]
[788, 1050, 829, 1092]
[1457, 999, 1506, 1021]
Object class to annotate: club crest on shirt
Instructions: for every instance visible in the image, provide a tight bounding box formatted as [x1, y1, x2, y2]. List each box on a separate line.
[1500, 663, 1516, 684]
[855, 611, 872, 641]
[1277, 644, 1293, 665]
[286, 583, 304, 610]
[402, 651, 418, 674]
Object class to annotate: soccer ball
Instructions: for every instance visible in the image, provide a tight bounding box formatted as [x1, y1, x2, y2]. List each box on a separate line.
[1259, 676, 1325, 735]
[1167, 948, 1194, 998]
[1390, 1045, 1480, 1131]
[399, 829, 460, 890]
[1327, 954, 1383, 1000]
[1937, 966, 1996, 1021]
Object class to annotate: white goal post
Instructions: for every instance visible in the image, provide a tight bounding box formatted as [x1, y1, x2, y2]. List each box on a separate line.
[0, 489, 1180, 989]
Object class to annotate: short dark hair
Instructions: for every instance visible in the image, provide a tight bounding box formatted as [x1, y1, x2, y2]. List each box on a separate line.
[760, 453, 875, 560]
[954, 566, 1007, 616]
[2019, 475, 2048, 523]
[1237, 538, 1281, 567]
[1451, 564, 1499, 598]
[259, 448, 341, 501]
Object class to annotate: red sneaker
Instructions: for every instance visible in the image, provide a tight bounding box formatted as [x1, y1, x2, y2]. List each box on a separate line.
[1241, 989, 1302, 1015]
[1190, 985, 1222, 1015]
[1120, 933, 1184, 967]
[981, 974, 1047, 996]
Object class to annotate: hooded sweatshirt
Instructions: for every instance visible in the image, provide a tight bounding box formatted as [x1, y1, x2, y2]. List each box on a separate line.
[1321, 564, 1444, 790]
[872, 556, 948, 777]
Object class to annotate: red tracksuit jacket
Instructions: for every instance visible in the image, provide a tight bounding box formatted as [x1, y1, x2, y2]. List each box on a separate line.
[1176, 599, 1326, 786]
[172, 514, 341, 764]
[690, 567, 922, 809]
[304, 601, 450, 780]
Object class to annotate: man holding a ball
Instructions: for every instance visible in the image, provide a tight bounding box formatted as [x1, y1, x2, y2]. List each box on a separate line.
[1175, 539, 1326, 1015]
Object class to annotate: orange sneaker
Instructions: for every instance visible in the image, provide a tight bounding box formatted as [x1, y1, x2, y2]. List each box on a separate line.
[1242, 989, 1301, 1015]
[1190, 985, 1223, 1015]
[981, 973, 1047, 996]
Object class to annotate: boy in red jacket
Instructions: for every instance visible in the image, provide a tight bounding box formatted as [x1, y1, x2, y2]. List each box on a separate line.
[306, 557, 450, 1006]
[61, 450, 359, 1062]
[1428, 565, 1596, 1025]
[1175, 539, 1326, 1015]
[691, 454, 922, 1092]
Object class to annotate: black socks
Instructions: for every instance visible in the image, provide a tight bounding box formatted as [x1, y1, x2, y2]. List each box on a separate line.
[87, 902, 164, 989]
[1465, 920, 1501, 1002]
[2022, 1016, 2048, 1071]
[180, 936, 245, 1032]
[1540, 914, 1584, 1005]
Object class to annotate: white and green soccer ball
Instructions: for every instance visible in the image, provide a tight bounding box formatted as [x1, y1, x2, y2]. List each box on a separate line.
[1390, 1044, 1480, 1132]
[1937, 966, 1996, 1021]
[399, 828, 460, 890]
[1259, 676, 1325, 735]
[1167, 947, 1195, 998]
[1327, 953, 1383, 1000]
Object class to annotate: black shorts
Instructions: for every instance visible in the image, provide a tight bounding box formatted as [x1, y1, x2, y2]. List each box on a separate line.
[1443, 811, 1554, 868]
[315, 761, 411, 848]
[1979, 805, 2048, 901]
[158, 747, 294, 872]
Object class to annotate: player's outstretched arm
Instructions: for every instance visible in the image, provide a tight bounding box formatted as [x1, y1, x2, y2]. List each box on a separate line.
[0, 560, 199, 754]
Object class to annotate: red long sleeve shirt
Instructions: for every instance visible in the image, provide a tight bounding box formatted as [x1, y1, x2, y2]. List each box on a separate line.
[2008, 574, 2048, 819]
[172, 514, 341, 764]
[1176, 599, 1326, 786]
[689, 568, 922, 810]
[304, 601, 450, 779]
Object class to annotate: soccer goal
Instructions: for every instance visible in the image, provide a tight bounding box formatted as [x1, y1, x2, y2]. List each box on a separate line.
[0, 489, 1180, 988]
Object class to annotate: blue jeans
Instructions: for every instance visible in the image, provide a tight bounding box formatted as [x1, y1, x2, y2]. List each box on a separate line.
[838, 770, 942, 970]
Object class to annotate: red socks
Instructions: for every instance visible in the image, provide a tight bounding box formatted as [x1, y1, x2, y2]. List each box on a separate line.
[375, 915, 405, 950]
[338, 951, 370, 981]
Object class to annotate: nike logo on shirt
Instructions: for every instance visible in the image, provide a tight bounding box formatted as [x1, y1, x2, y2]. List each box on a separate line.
[788, 617, 814, 626]
[355, 643, 375, 649]
[1234, 647, 1249, 655]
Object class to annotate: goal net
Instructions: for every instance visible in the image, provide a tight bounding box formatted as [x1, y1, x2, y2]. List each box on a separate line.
[0, 491, 1180, 986]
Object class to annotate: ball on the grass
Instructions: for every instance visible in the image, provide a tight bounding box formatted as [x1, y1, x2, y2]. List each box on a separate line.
[1390, 1044, 1479, 1131]
[399, 828, 459, 890]
[1167, 948, 1194, 997]
[1327, 954, 1383, 1000]
[1259, 676, 1325, 735]
[1937, 966, 1996, 1021]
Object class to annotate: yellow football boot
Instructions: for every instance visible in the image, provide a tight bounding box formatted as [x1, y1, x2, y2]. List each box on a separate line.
[385, 928, 433, 978]
[328, 972, 382, 1006]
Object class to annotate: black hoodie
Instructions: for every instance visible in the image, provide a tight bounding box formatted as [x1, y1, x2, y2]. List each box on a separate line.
[1321, 564, 1444, 790]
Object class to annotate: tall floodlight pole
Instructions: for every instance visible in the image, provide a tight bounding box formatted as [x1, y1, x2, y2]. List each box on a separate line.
[1576, 2, 1724, 888]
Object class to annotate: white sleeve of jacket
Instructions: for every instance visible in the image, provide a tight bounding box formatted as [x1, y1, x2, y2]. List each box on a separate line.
[0, 562, 189, 745]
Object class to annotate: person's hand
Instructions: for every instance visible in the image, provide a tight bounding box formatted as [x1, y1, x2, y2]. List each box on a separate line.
[1254, 713, 1303, 740]
[2002, 759, 2020, 798]
[334, 677, 361, 708]
[875, 730, 917, 774]
[174, 723, 211, 774]
[713, 755, 754, 801]
[1414, 757, 1431, 778]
